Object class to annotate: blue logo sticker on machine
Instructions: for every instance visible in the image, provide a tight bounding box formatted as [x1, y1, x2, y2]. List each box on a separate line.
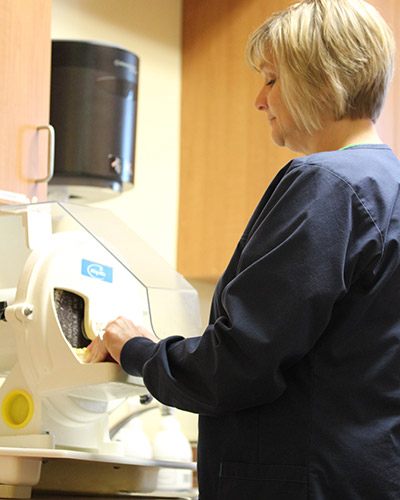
[81, 259, 113, 283]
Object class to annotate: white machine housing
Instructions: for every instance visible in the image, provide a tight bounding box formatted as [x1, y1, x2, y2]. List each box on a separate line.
[0, 202, 201, 457]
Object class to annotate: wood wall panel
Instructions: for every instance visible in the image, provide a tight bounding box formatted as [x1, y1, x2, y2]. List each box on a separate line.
[369, 0, 400, 156]
[178, 0, 294, 280]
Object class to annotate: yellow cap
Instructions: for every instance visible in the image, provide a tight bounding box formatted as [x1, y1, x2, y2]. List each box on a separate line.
[1, 390, 34, 428]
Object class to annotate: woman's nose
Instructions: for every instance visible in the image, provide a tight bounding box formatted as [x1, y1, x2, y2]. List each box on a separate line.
[255, 87, 268, 111]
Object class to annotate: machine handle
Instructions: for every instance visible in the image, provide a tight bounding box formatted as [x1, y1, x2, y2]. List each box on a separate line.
[34, 124, 55, 183]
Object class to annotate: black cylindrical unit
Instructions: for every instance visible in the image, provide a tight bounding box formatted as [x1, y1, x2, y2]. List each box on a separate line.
[49, 40, 139, 200]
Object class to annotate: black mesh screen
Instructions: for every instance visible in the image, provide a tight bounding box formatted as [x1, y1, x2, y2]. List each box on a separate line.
[54, 289, 91, 348]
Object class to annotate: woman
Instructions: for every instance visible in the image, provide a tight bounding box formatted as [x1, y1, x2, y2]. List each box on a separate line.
[87, 1, 400, 498]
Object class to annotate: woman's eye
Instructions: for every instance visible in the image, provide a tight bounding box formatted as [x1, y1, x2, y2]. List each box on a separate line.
[266, 79, 276, 87]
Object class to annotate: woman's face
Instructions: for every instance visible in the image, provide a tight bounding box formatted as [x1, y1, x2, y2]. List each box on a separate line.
[255, 61, 305, 153]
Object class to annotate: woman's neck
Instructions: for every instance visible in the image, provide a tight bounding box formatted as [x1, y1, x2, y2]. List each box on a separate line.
[302, 118, 382, 155]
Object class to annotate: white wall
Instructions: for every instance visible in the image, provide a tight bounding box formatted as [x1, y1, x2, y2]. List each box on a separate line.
[52, 0, 182, 267]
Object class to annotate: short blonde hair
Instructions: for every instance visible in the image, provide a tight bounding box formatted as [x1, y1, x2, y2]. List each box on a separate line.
[247, 0, 395, 134]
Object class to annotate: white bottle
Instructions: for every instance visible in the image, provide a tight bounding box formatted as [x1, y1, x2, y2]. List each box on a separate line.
[114, 417, 153, 460]
[152, 407, 193, 491]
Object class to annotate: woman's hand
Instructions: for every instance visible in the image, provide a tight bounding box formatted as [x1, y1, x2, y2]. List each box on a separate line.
[85, 316, 158, 364]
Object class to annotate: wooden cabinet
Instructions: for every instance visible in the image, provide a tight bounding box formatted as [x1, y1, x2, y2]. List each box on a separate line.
[178, 0, 400, 281]
[0, 0, 52, 202]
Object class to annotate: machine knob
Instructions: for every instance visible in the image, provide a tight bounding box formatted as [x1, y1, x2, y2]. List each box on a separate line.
[5, 303, 34, 322]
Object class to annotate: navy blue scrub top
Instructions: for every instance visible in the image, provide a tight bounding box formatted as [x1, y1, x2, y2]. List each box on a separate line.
[121, 145, 400, 500]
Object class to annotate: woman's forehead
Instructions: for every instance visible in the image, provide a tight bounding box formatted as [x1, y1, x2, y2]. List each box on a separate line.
[259, 48, 278, 70]
[260, 60, 278, 75]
